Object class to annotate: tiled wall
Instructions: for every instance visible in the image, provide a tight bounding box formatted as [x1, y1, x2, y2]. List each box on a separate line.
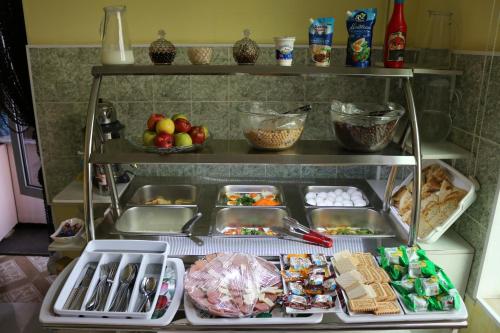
[448, 52, 500, 294]
[29, 46, 407, 201]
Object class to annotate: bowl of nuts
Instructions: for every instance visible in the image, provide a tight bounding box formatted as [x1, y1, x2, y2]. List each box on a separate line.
[240, 104, 307, 151]
[330, 100, 405, 152]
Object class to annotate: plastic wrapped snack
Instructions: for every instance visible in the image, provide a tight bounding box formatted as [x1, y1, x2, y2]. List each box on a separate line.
[184, 253, 282, 317]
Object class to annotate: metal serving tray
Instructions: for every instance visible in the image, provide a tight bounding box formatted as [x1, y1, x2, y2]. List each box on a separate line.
[307, 208, 395, 238]
[127, 185, 197, 207]
[216, 185, 285, 206]
[211, 207, 288, 237]
[302, 186, 370, 207]
[115, 206, 196, 236]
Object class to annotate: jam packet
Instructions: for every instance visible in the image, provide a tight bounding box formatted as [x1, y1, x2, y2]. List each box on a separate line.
[309, 17, 334, 67]
[346, 8, 377, 67]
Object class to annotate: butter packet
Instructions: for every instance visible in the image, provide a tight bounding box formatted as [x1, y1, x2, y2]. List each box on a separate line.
[415, 276, 441, 297]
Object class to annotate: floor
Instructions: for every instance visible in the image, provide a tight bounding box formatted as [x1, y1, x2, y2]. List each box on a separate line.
[0, 255, 53, 333]
[0, 223, 50, 256]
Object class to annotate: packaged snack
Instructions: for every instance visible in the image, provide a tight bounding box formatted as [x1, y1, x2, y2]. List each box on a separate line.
[403, 293, 429, 312]
[311, 265, 331, 277]
[304, 285, 324, 295]
[312, 294, 334, 308]
[308, 273, 325, 286]
[286, 295, 309, 310]
[282, 269, 304, 282]
[388, 264, 407, 281]
[346, 8, 377, 67]
[379, 246, 409, 268]
[435, 289, 461, 311]
[289, 256, 312, 271]
[288, 281, 305, 296]
[415, 276, 440, 297]
[408, 259, 437, 278]
[323, 277, 337, 292]
[310, 253, 328, 266]
[309, 17, 335, 67]
[436, 269, 455, 292]
[391, 276, 415, 295]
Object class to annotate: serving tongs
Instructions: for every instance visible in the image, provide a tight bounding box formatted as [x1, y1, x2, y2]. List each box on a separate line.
[274, 216, 333, 248]
[181, 212, 204, 246]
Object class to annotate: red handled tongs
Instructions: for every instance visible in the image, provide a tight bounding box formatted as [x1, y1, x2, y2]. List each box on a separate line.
[276, 216, 333, 248]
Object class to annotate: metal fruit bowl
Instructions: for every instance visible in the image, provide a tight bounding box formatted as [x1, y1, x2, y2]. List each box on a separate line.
[128, 136, 206, 154]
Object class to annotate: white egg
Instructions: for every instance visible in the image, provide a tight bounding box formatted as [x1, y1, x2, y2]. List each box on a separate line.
[341, 192, 350, 199]
[351, 190, 362, 197]
[334, 201, 344, 206]
[317, 200, 330, 206]
[324, 199, 334, 206]
[347, 188, 357, 194]
[306, 198, 317, 206]
[350, 193, 362, 200]
[354, 199, 366, 207]
[327, 191, 336, 197]
[317, 192, 328, 199]
[343, 199, 353, 204]
[305, 192, 317, 201]
[328, 194, 337, 201]
[334, 189, 343, 195]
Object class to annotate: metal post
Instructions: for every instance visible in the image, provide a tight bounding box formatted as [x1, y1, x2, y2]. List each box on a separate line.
[383, 166, 398, 211]
[403, 78, 422, 246]
[83, 76, 102, 241]
[105, 164, 122, 219]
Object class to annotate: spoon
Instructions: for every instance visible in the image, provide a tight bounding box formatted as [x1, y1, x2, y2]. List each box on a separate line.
[109, 263, 137, 312]
[136, 276, 157, 312]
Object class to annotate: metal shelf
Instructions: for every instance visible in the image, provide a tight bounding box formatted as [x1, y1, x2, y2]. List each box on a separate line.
[90, 139, 416, 166]
[91, 64, 413, 78]
[411, 141, 472, 160]
[412, 67, 463, 76]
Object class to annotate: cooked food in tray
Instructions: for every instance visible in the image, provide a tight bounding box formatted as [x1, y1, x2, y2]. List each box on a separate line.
[224, 191, 281, 206]
[281, 253, 338, 312]
[378, 245, 462, 312]
[317, 226, 374, 236]
[144, 196, 194, 205]
[392, 164, 467, 238]
[221, 227, 277, 236]
[184, 253, 283, 317]
[332, 250, 401, 316]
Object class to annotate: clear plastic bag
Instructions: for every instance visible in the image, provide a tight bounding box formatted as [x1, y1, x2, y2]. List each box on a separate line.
[184, 253, 282, 317]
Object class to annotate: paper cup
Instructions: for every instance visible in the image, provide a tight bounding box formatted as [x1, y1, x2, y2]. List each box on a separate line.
[274, 37, 295, 66]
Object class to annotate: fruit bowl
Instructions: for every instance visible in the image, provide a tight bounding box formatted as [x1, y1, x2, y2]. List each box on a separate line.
[129, 136, 207, 154]
[240, 105, 307, 151]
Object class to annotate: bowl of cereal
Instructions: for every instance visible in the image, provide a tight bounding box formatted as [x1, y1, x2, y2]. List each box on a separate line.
[239, 104, 307, 150]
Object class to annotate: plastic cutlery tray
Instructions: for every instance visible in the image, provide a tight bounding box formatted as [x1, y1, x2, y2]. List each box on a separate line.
[53, 240, 169, 319]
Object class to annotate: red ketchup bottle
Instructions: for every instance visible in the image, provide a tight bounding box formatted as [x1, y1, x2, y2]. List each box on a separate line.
[384, 0, 407, 68]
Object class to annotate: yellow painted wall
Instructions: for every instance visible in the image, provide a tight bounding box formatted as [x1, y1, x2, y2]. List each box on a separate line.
[22, 0, 498, 51]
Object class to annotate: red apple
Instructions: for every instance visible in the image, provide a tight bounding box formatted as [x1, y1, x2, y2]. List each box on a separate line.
[154, 132, 174, 148]
[174, 118, 192, 133]
[147, 113, 165, 131]
[189, 126, 206, 144]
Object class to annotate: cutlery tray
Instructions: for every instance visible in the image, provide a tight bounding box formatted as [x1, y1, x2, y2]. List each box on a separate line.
[53, 240, 169, 319]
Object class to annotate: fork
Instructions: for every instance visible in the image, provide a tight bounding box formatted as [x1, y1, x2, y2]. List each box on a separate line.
[97, 262, 118, 311]
[85, 264, 109, 311]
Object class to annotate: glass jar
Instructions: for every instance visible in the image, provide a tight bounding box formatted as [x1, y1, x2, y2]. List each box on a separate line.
[149, 30, 176, 65]
[100, 6, 134, 65]
[418, 11, 453, 69]
[233, 29, 260, 65]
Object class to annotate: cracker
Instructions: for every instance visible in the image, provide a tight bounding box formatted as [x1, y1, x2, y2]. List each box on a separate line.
[358, 268, 375, 284]
[348, 298, 377, 313]
[376, 267, 391, 283]
[368, 267, 382, 283]
[374, 301, 400, 315]
[381, 283, 396, 301]
[370, 283, 387, 302]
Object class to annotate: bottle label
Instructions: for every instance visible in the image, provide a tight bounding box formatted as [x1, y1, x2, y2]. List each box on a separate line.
[387, 31, 406, 61]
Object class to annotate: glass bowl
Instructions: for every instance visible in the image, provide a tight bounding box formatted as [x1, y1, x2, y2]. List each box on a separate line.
[330, 101, 405, 152]
[240, 106, 307, 150]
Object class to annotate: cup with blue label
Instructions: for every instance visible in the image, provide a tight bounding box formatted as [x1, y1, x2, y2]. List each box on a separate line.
[274, 36, 295, 66]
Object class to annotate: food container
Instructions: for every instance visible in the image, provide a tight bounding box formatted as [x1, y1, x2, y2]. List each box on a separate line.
[149, 29, 176, 65]
[115, 206, 196, 236]
[187, 47, 213, 65]
[274, 36, 295, 66]
[307, 208, 395, 238]
[233, 29, 260, 65]
[330, 100, 405, 152]
[216, 185, 285, 207]
[302, 186, 369, 207]
[240, 106, 306, 150]
[127, 185, 197, 207]
[50, 218, 84, 243]
[211, 207, 288, 237]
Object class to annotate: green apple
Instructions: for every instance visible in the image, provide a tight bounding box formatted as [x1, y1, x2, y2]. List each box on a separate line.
[156, 118, 175, 135]
[142, 130, 156, 146]
[172, 113, 189, 121]
[174, 132, 193, 147]
[201, 125, 209, 138]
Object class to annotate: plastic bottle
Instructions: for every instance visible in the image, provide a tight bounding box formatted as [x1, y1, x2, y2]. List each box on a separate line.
[384, 0, 407, 68]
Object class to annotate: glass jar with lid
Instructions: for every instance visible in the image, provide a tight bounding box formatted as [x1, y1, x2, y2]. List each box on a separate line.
[233, 29, 260, 65]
